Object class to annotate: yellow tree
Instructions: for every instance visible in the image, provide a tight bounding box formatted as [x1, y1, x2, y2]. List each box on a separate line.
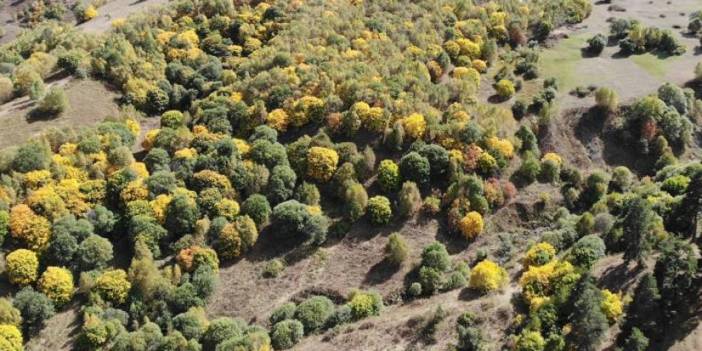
[307, 147, 339, 182]
[5, 249, 39, 286]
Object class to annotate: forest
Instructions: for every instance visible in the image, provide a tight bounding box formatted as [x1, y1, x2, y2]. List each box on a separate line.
[0, 0, 700, 350]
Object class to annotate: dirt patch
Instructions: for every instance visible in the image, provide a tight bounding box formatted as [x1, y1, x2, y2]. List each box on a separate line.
[0, 78, 121, 149]
[76, 0, 169, 34]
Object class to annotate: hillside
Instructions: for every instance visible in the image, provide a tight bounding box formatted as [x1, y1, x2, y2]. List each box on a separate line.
[0, 0, 701, 351]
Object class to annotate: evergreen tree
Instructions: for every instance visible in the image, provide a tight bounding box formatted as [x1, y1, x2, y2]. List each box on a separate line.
[567, 275, 608, 351]
[654, 239, 698, 323]
[622, 274, 661, 341]
[622, 198, 653, 266]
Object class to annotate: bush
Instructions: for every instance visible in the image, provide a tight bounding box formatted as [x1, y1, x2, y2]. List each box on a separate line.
[94, 269, 131, 304]
[601, 289, 623, 322]
[587, 34, 606, 55]
[523, 242, 556, 268]
[38, 267, 74, 305]
[367, 196, 392, 224]
[418, 266, 444, 295]
[399, 152, 430, 185]
[515, 330, 545, 351]
[421, 242, 451, 271]
[0, 76, 13, 103]
[0, 324, 22, 351]
[173, 307, 208, 340]
[294, 182, 320, 206]
[0, 299, 21, 326]
[458, 211, 484, 240]
[377, 160, 400, 193]
[294, 296, 334, 333]
[202, 317, 243, 350]
[343, 182, 368, 221]
[269, 303, 296, 325]
[569, 234, 605, 269]
[13, 287, 55, 332]
[595, 87, 618, 112]
[12, 142, 51, 173]
[385, 233, 408, 265]
[469, 260, 508, 292]
[347, 291, 382, 320]
[270, 319, 304, 350]
[5, 249, 39, 286]
[36, 87, 69, 116]
[495, 79, 516, 99]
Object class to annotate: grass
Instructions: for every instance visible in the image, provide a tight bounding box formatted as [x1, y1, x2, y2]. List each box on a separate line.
[539, 34, 589, 92]
[629, 53, 680, 79]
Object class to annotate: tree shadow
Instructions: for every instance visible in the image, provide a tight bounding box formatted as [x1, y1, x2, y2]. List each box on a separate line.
[26, 108, 60, 123]
[457, 287, 483, 301]
[596, 260, 643, 292]
[363, 258, 401, 286]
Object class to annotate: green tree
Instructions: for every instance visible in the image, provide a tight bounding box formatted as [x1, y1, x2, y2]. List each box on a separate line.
[654, 239, 698, 323]
[567, 275, 608, 351]
[622, 198, 654, 266]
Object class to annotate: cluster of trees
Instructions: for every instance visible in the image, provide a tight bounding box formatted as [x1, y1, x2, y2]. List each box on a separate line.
[609, 18, 686, 56]
[267, 291, 382, 349]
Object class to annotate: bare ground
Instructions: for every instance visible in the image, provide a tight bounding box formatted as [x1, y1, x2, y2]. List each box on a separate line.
[0, 77, 121, 149]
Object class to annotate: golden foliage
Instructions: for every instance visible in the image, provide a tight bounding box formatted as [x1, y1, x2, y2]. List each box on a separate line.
[5, 249, 39, 286]
[38, 266, 74, 304]
[95, 269, 132, 304]
[458, 211, 484, 240]
[9, 204, 52, 251]
[470, 259, 508, 292]
[306, 146, 339, 182]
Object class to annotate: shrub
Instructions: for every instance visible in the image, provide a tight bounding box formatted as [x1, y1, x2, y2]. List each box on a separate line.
[270, 319, 304, 350]
[421, 242, 451, 271]
[0, 76, 13, 103]
[294, 296, 334, 333]
[403, 113, 426, 139]
[595, 87, 618, 112]
[36, 87, 69, 116]
[5, 249, 39, 286]
[294, 182, 320, 206]
[38, 267, 74, 305]
[12, 287, 55, 332]
[173, 307, 208, 340]
[0, 323, 22, 351]
[202, 317, 243, 350]
[515, 330, 545, 351]
[269, 303, 296, 325]
[347, 291, 382, 320]
[458, 211, 484, 240]
[76, 235, 114, 271]
[469, 260, 508, 292]
[0, 299, 21, 326]
[586, 34, 606, 55]
[523, 242, 556, 268]
[367, 196, 392, 224]
[263, 258, 285, 278]
[307, 147, 339, 182]
[267, 165, 297, 204]
[399, 152, 430, 185]
[569, 234, 605, 269]
[12, 142, 51, 173]
[241, 194, 271, 227]
[397, 181, 422, 217]
[377, 160, 400, 193]
[94, 269, 131, 304]
[418, 266, 444, 294]
[385, 233, 408, 265]
[343, 182, 368, 221]
[495, 79, 515, 99]
[407, 282, 422, 297]
[601, 289, 623, 322]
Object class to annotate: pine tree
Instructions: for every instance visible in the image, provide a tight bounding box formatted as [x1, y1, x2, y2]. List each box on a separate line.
[567, 275, 608, 351]
[622, 274, 661, 340]
[654, 239, 698, 323]
[622, 198, 653, 266]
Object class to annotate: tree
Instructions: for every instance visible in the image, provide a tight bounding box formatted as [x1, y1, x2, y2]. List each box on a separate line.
[294, 296, 334, 333]
[419, 144, 450, 177]
[624, 328, 649, 351]
[0, 298, 21, 326]
[515, 330, 545, 351]
[523, 242, 556, 268]
[241, 194, 271, 227]
[12, 142, 51, 173]
[399, 152, 430, 185]
[76, 235, 114, 271]
[94, 269, 132, 305]
[385, 233, 408, 265]
[654, 239, 698, 322]
[624, 274, 661, 341]
[0, 324, 22, 351]
[569, 235, 605, 270]
[5, 249, 39, 286]
[367, 196, 392, 224]
[267, 165, 297, 204]
[397, 181, 422, 217]
[469, 260, 507, 292]
[421, 242, 451, 271]
[271, 200, 312, 238]
[347, 291, 383, 320]
[377, 160, 400, 193]
[343, 182, 368, 221]
[595, 87, 618, 113]
[13, 287, 55, 332]
[38, 267, 74, 305]
[567, 275, 608, 351]
[36, 87, 69, 116]
[165, 193, 199, 238]
[307, 147, 339, 182]
[622, 198, 653, 266]
[458, 211, 484, 240]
